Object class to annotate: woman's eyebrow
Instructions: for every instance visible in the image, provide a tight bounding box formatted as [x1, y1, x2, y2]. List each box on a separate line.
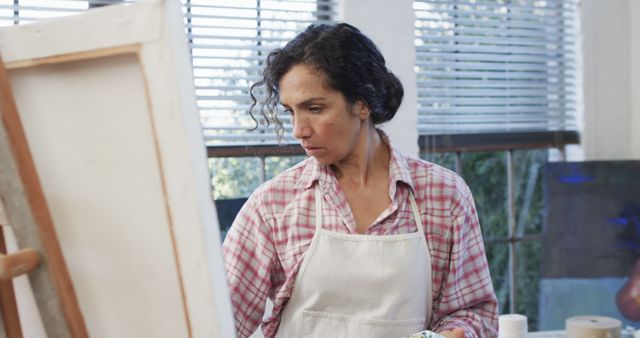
[280, 97, 325, 107]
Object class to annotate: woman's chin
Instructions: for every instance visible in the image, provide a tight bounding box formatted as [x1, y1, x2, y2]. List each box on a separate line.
[310, 154, 335, 166]
[313, 157, 333, 165]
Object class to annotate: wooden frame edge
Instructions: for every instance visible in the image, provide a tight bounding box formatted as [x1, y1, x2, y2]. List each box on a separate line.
[0, 53, 89, 338]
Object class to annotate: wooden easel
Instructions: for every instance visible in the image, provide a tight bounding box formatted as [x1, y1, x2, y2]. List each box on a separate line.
[0, 53, 89, 337]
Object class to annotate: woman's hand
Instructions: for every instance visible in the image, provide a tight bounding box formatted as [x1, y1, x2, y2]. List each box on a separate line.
[437, 328, 465, 338]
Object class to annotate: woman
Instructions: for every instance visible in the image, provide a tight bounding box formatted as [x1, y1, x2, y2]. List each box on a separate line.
[222, 23, 498, 338]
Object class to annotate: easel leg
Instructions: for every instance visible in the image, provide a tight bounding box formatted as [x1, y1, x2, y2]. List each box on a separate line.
[0, 225, 22, 338]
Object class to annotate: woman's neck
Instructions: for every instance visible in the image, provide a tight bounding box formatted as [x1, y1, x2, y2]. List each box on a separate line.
[331, 124, 390, 188]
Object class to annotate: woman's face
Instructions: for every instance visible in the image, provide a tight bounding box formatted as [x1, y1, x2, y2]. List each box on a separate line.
[279, 64, 367, 165]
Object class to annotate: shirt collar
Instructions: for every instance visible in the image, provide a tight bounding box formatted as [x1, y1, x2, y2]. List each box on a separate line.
[299, 156, 329, 190]
[381, 130, 416, 194]
[297, 129, 416, 192]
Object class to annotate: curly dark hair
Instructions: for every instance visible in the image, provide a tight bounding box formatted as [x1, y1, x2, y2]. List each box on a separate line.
[249, 23, 404, 139]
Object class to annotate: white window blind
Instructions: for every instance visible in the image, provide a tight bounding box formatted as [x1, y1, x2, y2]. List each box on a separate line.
[0, 0, 87, 25]
[189, 0, 333, 146]
[414, 0, 578, 135]
[0, 0, 333, 146]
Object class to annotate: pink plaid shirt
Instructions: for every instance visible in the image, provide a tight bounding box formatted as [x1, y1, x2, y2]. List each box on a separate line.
[222, 138, 499, 338]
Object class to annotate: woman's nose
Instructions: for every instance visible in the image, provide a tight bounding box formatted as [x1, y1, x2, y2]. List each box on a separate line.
[292, 115, 311, 139]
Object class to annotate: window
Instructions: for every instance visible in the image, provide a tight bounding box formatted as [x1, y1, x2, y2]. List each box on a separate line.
[414, 0, 578, 135]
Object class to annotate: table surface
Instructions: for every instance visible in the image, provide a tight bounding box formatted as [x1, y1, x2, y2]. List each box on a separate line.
[527, 331, 565, 338]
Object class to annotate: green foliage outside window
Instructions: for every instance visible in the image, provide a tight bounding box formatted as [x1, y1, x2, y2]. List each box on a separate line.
[208, 157, 262, 199]
[209, 156, 306, 199]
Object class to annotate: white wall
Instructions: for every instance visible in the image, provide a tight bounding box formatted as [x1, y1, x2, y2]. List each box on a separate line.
[581, 0, 640, 160]
[336, 0, 419, 156]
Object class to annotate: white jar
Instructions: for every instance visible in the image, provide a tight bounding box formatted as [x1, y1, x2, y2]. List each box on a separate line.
[499, 314, 528, 338]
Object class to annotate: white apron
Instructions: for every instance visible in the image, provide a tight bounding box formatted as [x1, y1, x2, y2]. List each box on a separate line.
[274, 185, 433, 338]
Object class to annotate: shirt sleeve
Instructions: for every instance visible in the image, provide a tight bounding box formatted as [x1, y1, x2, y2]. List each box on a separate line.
[430, 179, 499, 338]
[222, 189, 278, 338]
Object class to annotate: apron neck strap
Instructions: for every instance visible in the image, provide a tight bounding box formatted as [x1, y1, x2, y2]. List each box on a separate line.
[315, 184, 323, 231]
[408, 190, 426, 239]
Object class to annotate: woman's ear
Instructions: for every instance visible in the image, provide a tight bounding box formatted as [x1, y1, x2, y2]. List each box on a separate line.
[355, 100, 370, 121]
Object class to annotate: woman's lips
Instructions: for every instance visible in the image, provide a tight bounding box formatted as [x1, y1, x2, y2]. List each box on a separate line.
[303, 146, 323, 156]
